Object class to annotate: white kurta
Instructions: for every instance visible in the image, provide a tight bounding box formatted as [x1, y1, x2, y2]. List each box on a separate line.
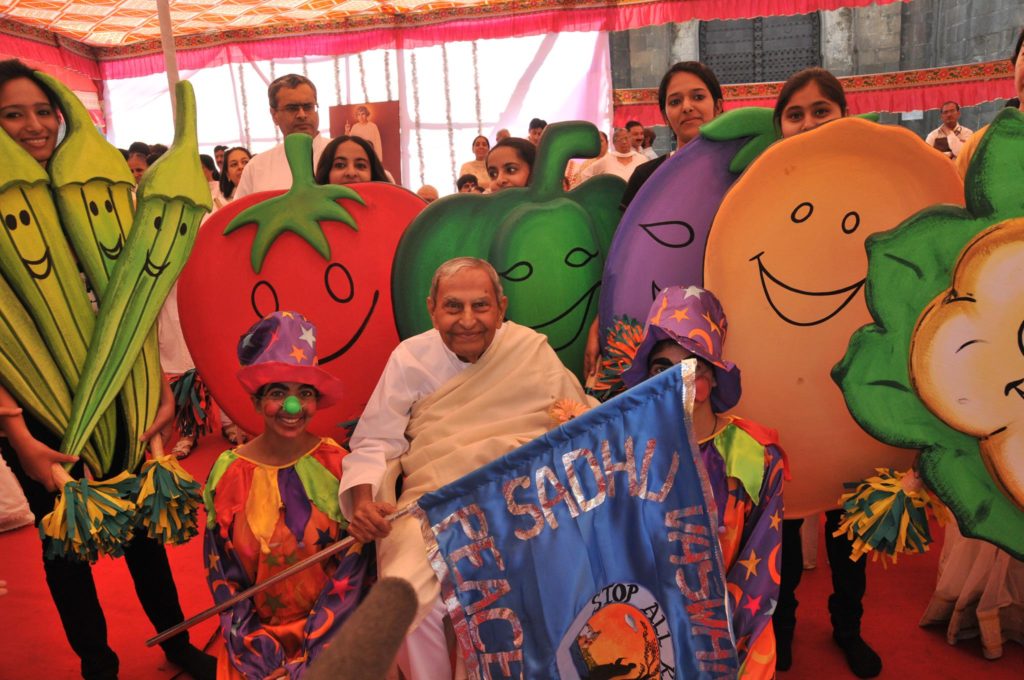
[925, 124, 974, 160]
[349, 121, 383, 161]
[234, 134, 330, 199]
[338, 324, 507, 518]
[581, 150, 647, 182]
[340, 322, 587, 680]
[458, 159, 490, 189]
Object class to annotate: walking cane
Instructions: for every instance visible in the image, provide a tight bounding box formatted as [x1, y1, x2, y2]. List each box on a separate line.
[146, 504, 414, 647]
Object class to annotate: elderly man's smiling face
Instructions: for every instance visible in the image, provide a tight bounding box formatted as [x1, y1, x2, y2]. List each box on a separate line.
[428, 266, 508, 363]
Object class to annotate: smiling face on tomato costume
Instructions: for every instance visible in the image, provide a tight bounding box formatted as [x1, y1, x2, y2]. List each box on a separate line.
[703, 117, 965, 516]
[178, 181, 423, 437]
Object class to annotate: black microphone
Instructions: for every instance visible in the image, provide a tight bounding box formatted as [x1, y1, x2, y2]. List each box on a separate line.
[306, 577, 419, 680]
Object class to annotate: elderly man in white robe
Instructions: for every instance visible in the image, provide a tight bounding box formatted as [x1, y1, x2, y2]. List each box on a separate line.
[339, 257, 591, 679]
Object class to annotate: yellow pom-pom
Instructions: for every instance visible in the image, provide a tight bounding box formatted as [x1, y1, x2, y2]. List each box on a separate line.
[832, 468, 937, 567]
[136, 455, 202, 545]
[40, 471, 138, 562]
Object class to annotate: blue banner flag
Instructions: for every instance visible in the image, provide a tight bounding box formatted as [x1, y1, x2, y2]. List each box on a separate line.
[414, 362, 738, 679]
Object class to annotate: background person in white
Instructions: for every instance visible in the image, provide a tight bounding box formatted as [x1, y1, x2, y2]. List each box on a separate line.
[581, 127, 648, 182]
[234, 74, 329, 198]
[339, 257, 592, 679]
[924, 100, 974, 160]
[625, 119, 644, 153]
[345, 105, 384, 161]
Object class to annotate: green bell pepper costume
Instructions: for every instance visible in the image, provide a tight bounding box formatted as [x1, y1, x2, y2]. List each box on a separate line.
[392, 121, 625, 378]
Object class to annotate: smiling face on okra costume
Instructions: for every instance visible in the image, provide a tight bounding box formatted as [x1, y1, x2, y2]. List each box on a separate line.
[703, 117, 965, 516]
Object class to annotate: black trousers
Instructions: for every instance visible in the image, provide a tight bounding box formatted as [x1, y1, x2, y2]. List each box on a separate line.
[774, 510, 866, 638]
[2, 438, 192, 680]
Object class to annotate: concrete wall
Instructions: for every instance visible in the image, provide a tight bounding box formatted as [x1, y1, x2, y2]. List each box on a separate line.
[822, 8, 856, 75]
[899, 0, 1024, 136]
[609, 23, 699, 154]
[609, 0, 1022, 141]
[610, 24, 673, 90]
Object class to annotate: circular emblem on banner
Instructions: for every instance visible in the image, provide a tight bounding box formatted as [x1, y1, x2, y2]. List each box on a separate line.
[556, 583, 675, 679]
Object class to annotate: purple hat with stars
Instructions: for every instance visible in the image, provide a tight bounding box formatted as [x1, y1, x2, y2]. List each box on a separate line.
[236, 311, 344, 407]
[621, 286, 741, 412]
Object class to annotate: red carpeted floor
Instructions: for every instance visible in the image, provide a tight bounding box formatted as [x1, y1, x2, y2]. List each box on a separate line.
[1, 433, 1021, 679]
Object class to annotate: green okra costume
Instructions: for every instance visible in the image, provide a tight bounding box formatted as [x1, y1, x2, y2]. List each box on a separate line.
[0, 78, 210, 559]
[38, 71, 164, 474]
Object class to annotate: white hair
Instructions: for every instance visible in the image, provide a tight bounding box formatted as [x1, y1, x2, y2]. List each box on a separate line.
[428, 257, 504, 302]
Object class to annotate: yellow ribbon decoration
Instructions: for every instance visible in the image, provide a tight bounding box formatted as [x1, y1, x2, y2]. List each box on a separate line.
[246, 466, 282, 554]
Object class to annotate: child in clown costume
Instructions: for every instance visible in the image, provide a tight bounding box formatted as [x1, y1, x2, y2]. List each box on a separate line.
[203, 312, 368, 679]
[621, 286, 787, 679]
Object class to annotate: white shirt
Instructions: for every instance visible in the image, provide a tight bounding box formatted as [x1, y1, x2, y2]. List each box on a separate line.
[349, 121, 383, 161]
[642, 147, 659, 160]
[338, 325, 508, 517]
[234, 134, 330, 198]
[158, 200, 231, 374]
[925, 123, 974, 160]
[581, 150, 647, 182]
[157, 281, 193, 374]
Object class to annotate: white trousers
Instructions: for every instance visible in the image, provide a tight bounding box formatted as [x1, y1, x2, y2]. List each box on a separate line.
[397, 598, 467, 680]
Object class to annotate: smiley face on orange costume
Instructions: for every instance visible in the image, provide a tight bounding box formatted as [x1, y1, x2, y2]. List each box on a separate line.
[704, 117, 964, 516]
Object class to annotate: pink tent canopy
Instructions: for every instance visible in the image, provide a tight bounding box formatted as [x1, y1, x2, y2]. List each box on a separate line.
[3, 1, 1011, 124]
[3, 0, 906, 79]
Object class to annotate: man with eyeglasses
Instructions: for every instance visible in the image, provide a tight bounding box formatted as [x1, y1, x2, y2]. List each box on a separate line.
[235, 73, 330, 198]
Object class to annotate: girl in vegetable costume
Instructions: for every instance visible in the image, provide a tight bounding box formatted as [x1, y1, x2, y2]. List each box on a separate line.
[0, 59, 215, 680]
[584, 61, 728, 381]
[619, 61, 725, 210]
[313, 134, 391, 185]
[769, 68, 882, 680]
[486, 137, 535, 190]
[621, 286, 787, 680]
[203, 311, 368, 679]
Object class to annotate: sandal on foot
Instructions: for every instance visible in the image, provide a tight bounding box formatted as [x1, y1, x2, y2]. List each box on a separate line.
[171, 436, 195, 459]
[221, 423, 248, 446]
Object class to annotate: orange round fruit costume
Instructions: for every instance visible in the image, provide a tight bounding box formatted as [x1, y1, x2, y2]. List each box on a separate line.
[704, 117, 964, 517]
